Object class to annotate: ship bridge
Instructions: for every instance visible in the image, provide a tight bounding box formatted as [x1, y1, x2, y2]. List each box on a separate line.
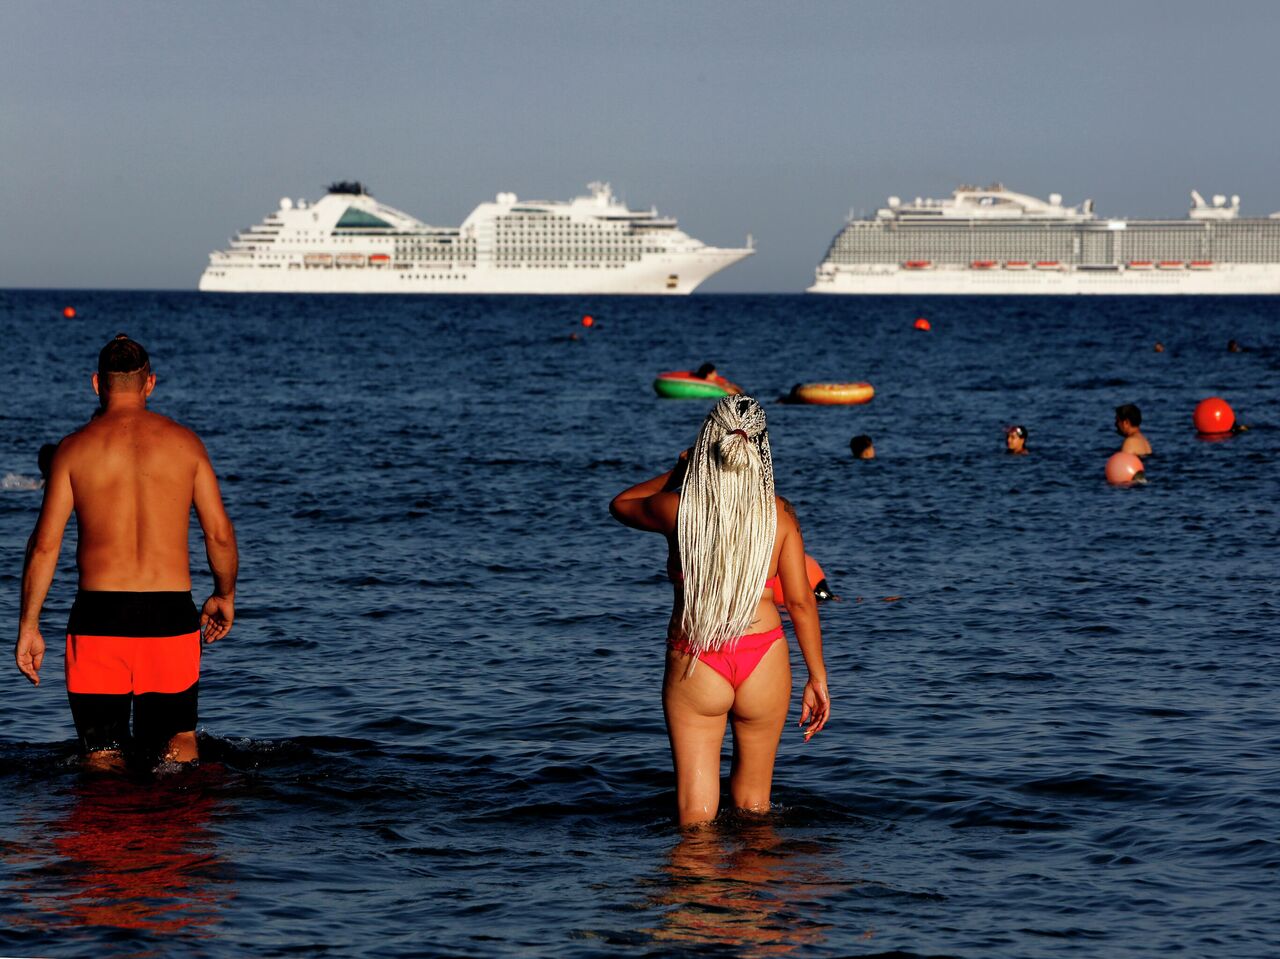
[878, 184, 1095, 222]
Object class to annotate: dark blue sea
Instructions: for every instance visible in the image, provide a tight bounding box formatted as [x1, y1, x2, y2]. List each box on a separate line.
[1, 290, 1277, 958]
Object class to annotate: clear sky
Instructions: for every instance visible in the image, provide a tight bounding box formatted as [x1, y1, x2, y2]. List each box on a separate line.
[3, 0, 1278, 292]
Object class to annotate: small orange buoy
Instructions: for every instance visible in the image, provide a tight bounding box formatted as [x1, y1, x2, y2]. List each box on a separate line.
[1106, 451, 1145, 486]
[1193, 396, 1234, 435]
[771, 554, 828, 605]
[913, 317, 931, 332]
[581, 315, 594, 328]
[62, 306, 76, 318]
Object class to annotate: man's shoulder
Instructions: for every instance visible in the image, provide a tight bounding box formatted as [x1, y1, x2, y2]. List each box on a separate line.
[141, 411, 206, 446]
[1121, 435, 1152, 455]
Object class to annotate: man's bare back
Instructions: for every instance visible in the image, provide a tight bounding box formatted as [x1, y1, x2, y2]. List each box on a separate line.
[16, 335, 237, 768]
[57, 408, 219, 590]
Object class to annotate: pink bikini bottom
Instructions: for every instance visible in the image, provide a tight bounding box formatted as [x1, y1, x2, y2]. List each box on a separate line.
[669, 626, 786, 690]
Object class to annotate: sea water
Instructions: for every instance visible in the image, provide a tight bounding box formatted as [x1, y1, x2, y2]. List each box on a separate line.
[0, 290, 1277, 957]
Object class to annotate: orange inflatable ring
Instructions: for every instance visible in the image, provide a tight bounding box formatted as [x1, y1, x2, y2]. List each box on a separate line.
[792, 382, 874, 406]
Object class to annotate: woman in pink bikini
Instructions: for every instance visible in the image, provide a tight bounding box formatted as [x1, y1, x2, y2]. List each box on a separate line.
[610, 395, 830, 826]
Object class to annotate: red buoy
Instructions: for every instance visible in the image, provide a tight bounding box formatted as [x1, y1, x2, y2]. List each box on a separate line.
[581, 315, 594, 328]
[62, 306, 76, 318]
[1193, 396, 1234, 435]
[913, 317, 931, 331]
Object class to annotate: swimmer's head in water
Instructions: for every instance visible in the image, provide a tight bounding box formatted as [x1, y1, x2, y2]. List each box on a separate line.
[97, 334, 151, 395]
[1005, 424, 1027, 453]
[677, 395, 775, 659]
[849, 434, 874, 459]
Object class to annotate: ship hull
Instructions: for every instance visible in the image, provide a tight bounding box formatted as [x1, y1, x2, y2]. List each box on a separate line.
[807, 263, 1280, 295]
[200, 250, 751, 295]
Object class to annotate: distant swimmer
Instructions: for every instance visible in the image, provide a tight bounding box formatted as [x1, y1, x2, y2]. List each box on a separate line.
[1227, 339, 1243, 353]
[611, 396, 830, 826]
[1115, 403, 1152, 457]
[1005, 425, 1028, 455]
[1154, 342, 1165, 353]
[16, 335, 238, 771]
[849, 434, 875, 460]
[694, 362, 743, 395]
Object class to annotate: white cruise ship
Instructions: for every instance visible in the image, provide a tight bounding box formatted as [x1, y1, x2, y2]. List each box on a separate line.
[199, 181, 753, 294]
[809, 185, 1280, 294]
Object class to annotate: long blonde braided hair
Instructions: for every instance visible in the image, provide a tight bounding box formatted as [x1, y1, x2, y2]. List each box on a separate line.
[677, 395, 776, 659]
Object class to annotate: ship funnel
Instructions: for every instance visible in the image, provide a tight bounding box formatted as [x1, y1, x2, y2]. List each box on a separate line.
[1191, 190, 1207, 208]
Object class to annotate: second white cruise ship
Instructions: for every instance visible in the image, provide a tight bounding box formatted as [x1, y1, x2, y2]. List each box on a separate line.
[809, 184, 1280, 294]
[199, 181, 754, 294]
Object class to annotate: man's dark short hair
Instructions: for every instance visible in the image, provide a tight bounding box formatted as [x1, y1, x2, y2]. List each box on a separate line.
[97, 334, 150, 391]
[1115, 403, 1142, 427]
[695, 362, 717, 379]
[850, 434, 873, 457]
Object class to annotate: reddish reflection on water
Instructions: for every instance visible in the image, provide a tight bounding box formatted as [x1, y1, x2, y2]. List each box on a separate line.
[645, 818, 852, 956]
[13, 767, 230, 936]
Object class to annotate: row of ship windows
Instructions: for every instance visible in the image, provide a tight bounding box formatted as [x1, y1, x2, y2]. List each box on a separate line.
[829, 242, 1280, 262]
[494, 235, 654, 242]
[492, 262, 628, 270]
[239, 252, 653, 265]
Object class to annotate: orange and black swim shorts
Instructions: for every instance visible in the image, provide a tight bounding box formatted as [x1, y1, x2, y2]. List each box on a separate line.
[65, 591, 201, 755]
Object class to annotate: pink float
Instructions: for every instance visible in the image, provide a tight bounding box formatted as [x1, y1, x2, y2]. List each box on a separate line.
[1106, 452, 1145, 486]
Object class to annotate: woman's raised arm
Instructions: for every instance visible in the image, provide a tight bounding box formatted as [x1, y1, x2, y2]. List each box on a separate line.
[609, 452, 687, 533]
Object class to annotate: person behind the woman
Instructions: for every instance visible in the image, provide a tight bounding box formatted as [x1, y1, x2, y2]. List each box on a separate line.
[610, 396, 830, 826]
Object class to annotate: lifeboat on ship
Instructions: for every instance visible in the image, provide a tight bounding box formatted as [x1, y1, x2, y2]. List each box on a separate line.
[970, 260, 997, 270]
[1034, 261, 1064, 271]
[336, 254, 366, 267]
[1004, 260, 1030, 270]
[1188, 260, 1214, 270]
[902, 260, 933, 270]
[790, 382, 875, 406]
[1158, 260, 1185, 270]
[303, 254, 333, 267]
[1127, 260, 1154, 270]
[369, 253, 391, 268]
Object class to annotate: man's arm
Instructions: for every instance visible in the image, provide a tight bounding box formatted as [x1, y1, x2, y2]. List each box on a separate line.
[192, 449, 238, 643]
[17, 452, 75, 685]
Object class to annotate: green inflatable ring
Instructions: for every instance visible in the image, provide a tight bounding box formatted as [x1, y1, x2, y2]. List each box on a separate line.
[653, 373, 732, 399]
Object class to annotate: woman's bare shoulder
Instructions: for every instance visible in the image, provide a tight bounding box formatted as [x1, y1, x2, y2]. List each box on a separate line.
[775, 495, 801, 533]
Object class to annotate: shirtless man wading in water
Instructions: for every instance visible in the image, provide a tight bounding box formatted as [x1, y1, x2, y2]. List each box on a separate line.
[16, 335, 238, 770]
